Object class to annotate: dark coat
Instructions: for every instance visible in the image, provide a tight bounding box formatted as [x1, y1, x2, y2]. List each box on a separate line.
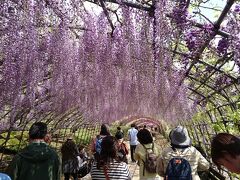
[7, 142, 61, 180]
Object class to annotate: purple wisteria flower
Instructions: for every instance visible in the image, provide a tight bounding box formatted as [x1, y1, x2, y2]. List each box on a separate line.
[234, 4, 240, 13]
[185, 29, 201, 51]
[217, 38, 229, 55]
[2, 0, 238, 126]
[171, 6, 188, 29]
[203, 23, 215, 36]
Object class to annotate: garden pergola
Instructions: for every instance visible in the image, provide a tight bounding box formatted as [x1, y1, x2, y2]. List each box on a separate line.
[0, 0, 239, 178]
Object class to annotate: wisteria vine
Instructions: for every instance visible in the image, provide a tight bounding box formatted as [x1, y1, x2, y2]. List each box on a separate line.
[0, 0, 239, 132]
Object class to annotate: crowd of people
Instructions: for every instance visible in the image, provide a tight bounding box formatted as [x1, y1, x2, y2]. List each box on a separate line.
[2, 122, 239, 180]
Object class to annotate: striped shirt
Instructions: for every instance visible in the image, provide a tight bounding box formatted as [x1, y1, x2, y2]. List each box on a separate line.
[91, 160, 131, 180]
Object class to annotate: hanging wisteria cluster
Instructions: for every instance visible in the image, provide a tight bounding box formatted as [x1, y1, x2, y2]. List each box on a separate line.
[0, 0, 239, 131]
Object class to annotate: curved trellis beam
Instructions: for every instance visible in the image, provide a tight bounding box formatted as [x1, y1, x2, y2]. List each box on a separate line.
[171, 50, 238, 97]
[133, 119, 161, 127]
[120, 115, 161, 125]
[188, 86, 217, 106]
[196, 59, 238, 83]
[163, 0, 236, 114]
[83, 0, 230, 38]
[187, 75, 233, 106]
[197, 83, 239, 106]
[184, 0, 235, 77]
[188, 53, 235, 93]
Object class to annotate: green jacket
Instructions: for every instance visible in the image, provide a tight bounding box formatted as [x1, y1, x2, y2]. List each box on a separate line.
[7, 142, 61, 180]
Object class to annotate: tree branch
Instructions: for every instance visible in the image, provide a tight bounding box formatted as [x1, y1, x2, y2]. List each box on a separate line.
[99, 0, 115, 36]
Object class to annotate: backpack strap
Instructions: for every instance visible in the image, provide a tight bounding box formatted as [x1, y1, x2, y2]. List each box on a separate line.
[171, 146, 191, 159]
[151, 143, 154, 151]
[142, 143, 154, 152]
[173, 146, 189, 153]
[122, 142, 129, 154]
[117, 142, 123, 151]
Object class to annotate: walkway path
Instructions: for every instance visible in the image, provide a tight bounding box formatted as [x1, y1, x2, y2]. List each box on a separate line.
[64, 134, 168, 179]
[128, 161, 139, 180]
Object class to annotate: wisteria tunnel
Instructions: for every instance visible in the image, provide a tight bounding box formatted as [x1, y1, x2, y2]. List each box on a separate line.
[0, 0, 240, 179]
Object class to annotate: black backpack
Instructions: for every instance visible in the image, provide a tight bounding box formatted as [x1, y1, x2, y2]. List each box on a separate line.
[165, 149, 192, 180]
[78, 159, 92, 178]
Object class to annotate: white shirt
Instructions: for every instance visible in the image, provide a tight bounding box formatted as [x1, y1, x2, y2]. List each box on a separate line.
[128, 128, 138, 145]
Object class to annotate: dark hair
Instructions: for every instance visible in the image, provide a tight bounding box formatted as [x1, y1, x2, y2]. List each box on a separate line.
[131, 123, 135, 128]
[29, 122, 47, 139]
[211, 133, 240, 167]
[61, 139, 79, 162]
[97, 136, 118, 169]
[115, 132, 124, 140]
[100, 124, 111, 136]
[143, 125, 147, 129]
[78, 144, 85, 151]
[137, 129, 153, 144]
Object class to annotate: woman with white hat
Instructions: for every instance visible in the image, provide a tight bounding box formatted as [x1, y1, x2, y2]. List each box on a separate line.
[157, 126, 210, 180]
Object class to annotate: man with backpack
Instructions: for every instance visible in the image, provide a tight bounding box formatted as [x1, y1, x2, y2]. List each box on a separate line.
[134, 129, 161, 180]
[157, 126, 209, 180]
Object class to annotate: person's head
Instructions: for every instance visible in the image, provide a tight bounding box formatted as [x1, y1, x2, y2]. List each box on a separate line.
[115, 132, 124, 140]
[66, 133, 74, 141]
[143, 125, 147, 129]
[97, 136, 117, 168]
[137, 129, 153, 144]
[79, 144, 85, 152]
[131, 123, 135, 128]
[44, 133, 52, 144]
[29, 122, 47, 140]
[61, 138, 78, 160]
[211, 133, 240, 174]
[100, 124, 111, 136]
[169, 126, 191, 148]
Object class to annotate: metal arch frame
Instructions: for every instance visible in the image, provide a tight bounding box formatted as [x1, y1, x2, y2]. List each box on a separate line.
[187, 75, 237, 111]
[118, 115, 165, 133]
[120, 115, 161, 125]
